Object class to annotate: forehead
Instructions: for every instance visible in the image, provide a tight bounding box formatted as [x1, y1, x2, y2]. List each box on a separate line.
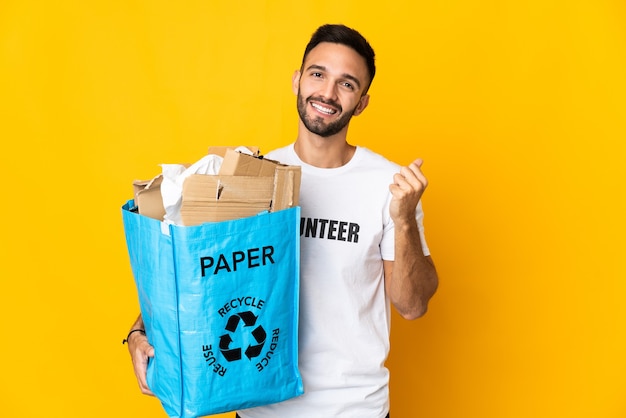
[303, 42, 369, 83]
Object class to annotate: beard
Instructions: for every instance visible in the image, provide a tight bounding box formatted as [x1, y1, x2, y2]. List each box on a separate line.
[296, 90, 356, 138]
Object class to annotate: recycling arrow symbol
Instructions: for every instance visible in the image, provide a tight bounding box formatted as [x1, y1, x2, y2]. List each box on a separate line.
[219, 311, 266, 362]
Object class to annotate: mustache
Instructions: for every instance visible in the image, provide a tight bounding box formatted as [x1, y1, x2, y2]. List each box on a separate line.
[306, 96, 342, 113]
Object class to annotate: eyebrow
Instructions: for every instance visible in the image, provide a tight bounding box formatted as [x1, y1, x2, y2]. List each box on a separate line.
[305, 64, 362, 90]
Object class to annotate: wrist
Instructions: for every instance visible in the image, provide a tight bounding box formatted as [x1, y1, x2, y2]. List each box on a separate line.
[393, 217, 418, 232]
[122, 328, 146, 345]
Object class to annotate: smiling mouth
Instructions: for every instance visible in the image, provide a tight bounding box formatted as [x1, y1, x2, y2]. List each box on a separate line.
[310, 102, 338, 116]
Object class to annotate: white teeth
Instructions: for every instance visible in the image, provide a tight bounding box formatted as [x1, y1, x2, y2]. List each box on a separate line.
[311, 103, 336, 115]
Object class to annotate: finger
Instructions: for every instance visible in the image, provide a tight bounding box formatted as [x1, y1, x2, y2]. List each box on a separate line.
[139, 378, 155, 396]
[405, 159, 428, 189]
[391, 173, 412, 196]
[131, 340, 156, 396]
[411, 158, 424, 168]
[397, 166, 426, 191]
[135, 354, 155, 396]
[139, 374, 154, 396]
[388, 182, 404, 197]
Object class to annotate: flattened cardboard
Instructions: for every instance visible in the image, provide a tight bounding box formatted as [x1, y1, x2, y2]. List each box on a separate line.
[272, 165, 301, 212]
[181, 175, 274, 225]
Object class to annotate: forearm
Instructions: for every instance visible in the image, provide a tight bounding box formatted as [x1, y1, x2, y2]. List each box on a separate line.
[130, 313, 144, 332]
[388, 219, 438, 320]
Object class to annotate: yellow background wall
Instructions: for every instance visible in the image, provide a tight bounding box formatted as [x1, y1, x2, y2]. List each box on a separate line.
[1, 1, 624, 417]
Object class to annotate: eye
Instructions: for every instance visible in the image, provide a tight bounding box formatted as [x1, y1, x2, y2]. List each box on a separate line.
[341, 81, 355, 91]
[311, 72, 323, 78]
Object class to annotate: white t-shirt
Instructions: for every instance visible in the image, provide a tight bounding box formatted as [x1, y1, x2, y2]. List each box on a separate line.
[238, 144, 429, 418]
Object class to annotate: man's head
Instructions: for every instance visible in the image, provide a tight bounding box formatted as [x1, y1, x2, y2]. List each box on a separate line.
[301, 24, 376, 93]
[294, 24, 376, 138]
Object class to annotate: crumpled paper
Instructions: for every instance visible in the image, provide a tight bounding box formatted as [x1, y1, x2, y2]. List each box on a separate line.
[160, 146, 254, 226]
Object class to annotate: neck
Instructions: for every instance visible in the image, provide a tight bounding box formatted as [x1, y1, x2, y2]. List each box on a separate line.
[294, 125, 355, 168]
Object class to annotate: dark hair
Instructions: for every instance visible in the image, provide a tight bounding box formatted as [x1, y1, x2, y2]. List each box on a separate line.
[301, 24, 376, 91]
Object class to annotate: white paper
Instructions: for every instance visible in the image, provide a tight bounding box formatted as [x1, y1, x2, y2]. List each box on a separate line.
[160, 147, 254, 226]
[161, 155, 223, 226]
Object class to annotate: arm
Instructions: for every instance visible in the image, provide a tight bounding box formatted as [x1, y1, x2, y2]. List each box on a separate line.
[126, 314, 155, 396]
[385, 158, 439, 320]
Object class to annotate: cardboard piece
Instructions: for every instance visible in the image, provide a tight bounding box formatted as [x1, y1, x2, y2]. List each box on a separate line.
[133, 147, 301, 226]
[218, 148, 277, 177]
[181, 175, 274, 224]
[272, 165, 301, 212]
[133, 175, 165, 220]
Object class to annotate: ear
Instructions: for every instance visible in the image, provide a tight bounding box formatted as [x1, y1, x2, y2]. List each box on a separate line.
[353, 94, 370, 116]
[292, 70, 301, 95]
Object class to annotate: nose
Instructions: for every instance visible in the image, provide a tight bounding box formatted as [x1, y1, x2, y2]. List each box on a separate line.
[319, 79, 338, 102]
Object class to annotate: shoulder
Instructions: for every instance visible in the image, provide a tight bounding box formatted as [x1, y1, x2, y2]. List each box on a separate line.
[353, 146, 400, 173]
[265, 144, 294, 163]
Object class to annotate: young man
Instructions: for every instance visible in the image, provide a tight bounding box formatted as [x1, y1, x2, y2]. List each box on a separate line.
[127, 24, 438, 418]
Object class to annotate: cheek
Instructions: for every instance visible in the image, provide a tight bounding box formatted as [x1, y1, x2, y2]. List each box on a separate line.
[352, 96, 368, 115]
[298, 82, 317, 98]
[343, 97, 361, 114]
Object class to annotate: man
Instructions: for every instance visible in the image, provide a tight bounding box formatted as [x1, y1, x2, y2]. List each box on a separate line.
[126, 24, 438, 417]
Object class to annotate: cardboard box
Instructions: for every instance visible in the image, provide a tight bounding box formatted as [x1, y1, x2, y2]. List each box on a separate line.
[133, 147, 300, 226]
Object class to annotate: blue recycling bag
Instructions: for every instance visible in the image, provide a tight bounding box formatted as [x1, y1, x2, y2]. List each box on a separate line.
[122, 200, 303, 418]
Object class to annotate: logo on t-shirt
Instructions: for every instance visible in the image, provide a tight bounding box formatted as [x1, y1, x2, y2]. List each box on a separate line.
[300, 217, 360, 243]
